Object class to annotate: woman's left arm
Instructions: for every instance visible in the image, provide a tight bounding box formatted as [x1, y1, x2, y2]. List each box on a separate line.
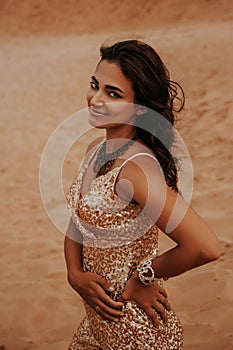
[118, 155, 221, 325]
[149, 195, 221, 278]
[118, 155, 221, 277]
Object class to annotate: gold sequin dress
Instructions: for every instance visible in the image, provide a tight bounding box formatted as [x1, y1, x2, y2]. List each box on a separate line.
[67, 143, 183, 350]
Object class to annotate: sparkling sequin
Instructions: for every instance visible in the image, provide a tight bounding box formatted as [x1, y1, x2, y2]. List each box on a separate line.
[66, 145, 183, 349]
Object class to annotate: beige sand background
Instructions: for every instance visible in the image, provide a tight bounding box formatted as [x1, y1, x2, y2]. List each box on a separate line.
[0, 1, 233, 349]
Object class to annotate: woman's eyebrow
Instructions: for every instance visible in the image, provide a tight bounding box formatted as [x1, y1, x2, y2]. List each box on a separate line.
[91, 76, 99, 84]
[105, 84, 124, 93]
[91, 75, 124, 94]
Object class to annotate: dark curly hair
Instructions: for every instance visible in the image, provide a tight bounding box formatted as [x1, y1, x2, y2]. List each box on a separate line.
[100, 39, 185, 192]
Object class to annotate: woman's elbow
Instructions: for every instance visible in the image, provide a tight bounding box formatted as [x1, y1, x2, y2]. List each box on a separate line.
[199, 239, 221, 263]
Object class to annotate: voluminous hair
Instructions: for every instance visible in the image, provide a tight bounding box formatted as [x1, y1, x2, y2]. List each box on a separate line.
[100, 40, 185, 192]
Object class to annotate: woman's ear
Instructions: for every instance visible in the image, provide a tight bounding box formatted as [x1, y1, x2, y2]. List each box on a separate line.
[135, 106, 147, 116]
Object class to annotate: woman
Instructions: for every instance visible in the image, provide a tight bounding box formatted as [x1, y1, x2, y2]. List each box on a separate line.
[64, 40, 220, 349]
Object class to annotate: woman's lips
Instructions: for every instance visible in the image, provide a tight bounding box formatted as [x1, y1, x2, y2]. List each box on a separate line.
[90, 107, 108, 117]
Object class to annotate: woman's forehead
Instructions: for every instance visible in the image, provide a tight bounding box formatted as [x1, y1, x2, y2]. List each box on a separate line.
[94, 60, 132, 89]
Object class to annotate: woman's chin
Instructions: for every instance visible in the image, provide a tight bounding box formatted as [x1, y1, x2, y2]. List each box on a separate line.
[88, 115, 111, 129]
[88, 112, 123, 129]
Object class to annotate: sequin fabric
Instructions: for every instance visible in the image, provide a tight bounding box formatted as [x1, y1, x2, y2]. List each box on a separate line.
[66, 144, 183, 349]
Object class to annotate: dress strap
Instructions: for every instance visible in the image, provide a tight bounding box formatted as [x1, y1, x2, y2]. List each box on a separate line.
[83, 138, 105, 170]
[112, 152, 159, 188]
[118, 152, 158, 170]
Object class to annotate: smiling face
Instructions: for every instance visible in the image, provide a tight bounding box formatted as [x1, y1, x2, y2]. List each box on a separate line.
[87, 59, 139, 134]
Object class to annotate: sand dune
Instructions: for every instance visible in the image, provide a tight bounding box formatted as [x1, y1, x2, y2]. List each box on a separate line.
[0, 1, 233, 349]
[0, 0, 232, 36]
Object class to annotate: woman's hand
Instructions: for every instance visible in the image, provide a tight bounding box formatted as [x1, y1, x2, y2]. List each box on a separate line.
[68, 269, 124, 322]
[120, 272, 171, 327]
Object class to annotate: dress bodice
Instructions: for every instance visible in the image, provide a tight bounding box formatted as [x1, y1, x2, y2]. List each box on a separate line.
[66, 142, 160, 296]
[66, 142, 158, 249]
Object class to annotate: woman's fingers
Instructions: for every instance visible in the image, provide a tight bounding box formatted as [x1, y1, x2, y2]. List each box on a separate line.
[94, 300, 124, 320]
[101, 294, 124, 309]
[144, 306, 160, 327]
[98, 294, 124, 318]
[158, 293, 171, 311]
[94, 274, 115, 294]
[94, 304, 119, 321]
[89, 283, 124, 320]
[95, 284, 124, 310]
[152, 301, 168, 324]
[158, 286, 168, 298]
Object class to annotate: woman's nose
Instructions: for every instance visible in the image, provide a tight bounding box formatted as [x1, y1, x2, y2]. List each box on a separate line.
[90, 90, 105, 106]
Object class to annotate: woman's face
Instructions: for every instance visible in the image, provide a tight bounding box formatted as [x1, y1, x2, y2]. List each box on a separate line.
[87, 59, 138, 129]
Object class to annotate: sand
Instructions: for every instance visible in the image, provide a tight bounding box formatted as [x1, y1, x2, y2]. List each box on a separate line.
[0, 1, 233, 349]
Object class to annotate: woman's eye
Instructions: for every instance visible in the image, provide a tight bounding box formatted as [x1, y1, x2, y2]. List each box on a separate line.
[90, 81, 98, 89]
[109, 91, 121, 98]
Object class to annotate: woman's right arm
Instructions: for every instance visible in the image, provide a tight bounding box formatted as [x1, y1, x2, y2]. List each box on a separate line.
[64, 219, 124, 321]
[64, 218, 84, 282]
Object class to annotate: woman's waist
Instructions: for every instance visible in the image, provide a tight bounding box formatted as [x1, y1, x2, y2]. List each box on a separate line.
[78, 215, 158, 249]
[81, 224, 159, 249]
[83, 256, 134, 298]
[83, 248, 136, 300]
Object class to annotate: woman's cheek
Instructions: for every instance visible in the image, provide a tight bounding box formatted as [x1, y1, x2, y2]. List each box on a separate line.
[86, 88, 94, 105]
[109, 103, 136, 121]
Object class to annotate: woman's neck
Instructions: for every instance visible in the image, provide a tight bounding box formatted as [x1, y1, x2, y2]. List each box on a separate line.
[105, 127, 137, 153]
